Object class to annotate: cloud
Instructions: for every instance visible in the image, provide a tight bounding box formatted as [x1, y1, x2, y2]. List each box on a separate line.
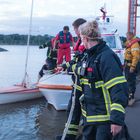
[0, 14, 128, 36]
[0, 0, 139, 36]
[0, 1, 12, 5]
[0, 15, 77, 35]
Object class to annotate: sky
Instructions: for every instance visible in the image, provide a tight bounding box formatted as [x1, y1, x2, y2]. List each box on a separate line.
[0, 0, 140, 36]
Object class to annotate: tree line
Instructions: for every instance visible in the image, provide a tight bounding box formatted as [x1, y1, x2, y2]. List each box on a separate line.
[0, 34, 127, 47]
[0, 34, 53, 45]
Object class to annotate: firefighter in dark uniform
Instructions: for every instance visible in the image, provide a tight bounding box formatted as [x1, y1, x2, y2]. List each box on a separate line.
[37, 58, 55, 82]
[124, 32, 140, 106]
[39, 37, 58, 69]
[56, 18, 87, 140]
[68, 20, 128, 140]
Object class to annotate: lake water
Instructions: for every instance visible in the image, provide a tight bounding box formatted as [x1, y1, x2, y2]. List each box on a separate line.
[0, 45, 66, 140]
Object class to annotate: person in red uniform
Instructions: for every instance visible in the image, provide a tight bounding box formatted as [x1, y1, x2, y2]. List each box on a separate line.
[54, 26, 74, 65]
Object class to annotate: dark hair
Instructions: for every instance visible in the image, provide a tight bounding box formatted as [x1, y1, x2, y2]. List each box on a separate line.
[72, 18, 87, 28]
[63, 26, 69, 31]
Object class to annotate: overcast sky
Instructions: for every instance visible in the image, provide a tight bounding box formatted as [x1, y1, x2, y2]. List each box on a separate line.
[0, 0, 139, 36]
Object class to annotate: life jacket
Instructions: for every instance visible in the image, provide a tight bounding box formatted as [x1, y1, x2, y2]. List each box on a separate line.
[124, 37, 140, 68]
[59, 31, 71, 44]
[126, 37, 140, 48]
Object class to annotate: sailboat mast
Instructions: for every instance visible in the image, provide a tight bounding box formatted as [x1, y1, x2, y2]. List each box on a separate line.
[23, 0, 34, 85]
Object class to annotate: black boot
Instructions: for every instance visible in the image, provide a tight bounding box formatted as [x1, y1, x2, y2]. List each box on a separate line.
[128, 93, 135, 106]
[55, 135, 76, 140]
[55, 135, 62, 140]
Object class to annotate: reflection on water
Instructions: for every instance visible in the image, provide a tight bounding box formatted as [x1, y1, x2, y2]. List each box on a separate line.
[36, 104, 66, 140]
[0, 98, 42, 140]
[0, 98, 66, 140]
[0, 45, 67, 140]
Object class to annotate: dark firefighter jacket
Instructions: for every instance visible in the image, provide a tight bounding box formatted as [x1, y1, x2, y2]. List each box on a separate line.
[39, 39, 57, 60]
[70, 41, 128, 126]
[61, 52, 85, 138]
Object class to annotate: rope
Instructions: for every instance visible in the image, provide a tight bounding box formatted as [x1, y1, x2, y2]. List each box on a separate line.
[22, 0, 34, 86]
[31, 71, 63, 88]
[41, 71, 62, 81]
[61, 72, 78, 140]
[38, 71, 73, 84]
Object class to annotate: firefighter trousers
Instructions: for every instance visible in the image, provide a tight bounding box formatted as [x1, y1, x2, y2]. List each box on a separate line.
[124, 66, 137, 97]
[82, 123, 112, 140]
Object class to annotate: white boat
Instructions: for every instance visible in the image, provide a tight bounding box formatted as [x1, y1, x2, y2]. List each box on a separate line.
[95, 6, 125, 65]
[0, 85, 42, 104]
[0, 1, 44, 105]
[37, 72, 72, 110]
[102, 33, 124, 65]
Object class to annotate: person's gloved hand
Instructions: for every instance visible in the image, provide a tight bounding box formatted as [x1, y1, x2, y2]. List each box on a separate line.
[39, 44, 47, 49]
[74, 51, 80, 57]
[39, 45, 43, 49]
[54, 67, 63, 73]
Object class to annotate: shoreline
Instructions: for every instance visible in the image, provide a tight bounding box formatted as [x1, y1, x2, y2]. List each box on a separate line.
[0, 47, 8, 52]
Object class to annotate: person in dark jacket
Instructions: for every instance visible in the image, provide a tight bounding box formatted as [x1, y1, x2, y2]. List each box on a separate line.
[67, 20, 128, 140]
[37, 58, 54, 82]
[56, 18, 87, 140]
[39, 37, 58, 69]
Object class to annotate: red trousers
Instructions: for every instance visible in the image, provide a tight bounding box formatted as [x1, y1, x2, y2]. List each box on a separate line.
[57, 47, 71, 65]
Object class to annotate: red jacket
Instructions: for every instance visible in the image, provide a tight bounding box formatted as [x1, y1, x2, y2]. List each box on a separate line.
[74, 38, 85, 52]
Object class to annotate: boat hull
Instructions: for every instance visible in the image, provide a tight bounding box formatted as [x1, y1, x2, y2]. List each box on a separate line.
[0, 85, 42, 104]
[38, 73, 72, 110]
[40, 88, 71, 110]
